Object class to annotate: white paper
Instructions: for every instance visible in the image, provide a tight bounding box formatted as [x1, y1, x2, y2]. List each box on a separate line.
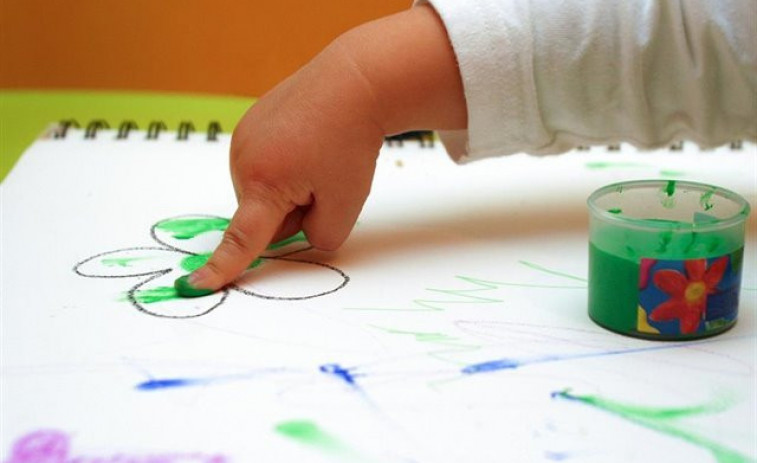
[1, 130, 755, 463]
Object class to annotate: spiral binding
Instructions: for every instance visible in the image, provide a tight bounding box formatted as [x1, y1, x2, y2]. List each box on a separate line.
[52, 119, 224, 142]
[52, 119, 745, 151]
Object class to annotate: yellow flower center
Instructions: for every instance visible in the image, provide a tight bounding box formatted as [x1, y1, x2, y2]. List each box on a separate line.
[685, 281, 707, 304]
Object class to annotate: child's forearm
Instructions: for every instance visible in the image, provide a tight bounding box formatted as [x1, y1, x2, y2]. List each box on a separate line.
[329, 4, 468, 136]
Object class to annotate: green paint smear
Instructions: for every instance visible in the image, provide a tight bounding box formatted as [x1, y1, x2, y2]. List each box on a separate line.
[555, 390, 754, 463]
[156, 218, 307, 248]
[102, 256, 150, 267]
[179, 253, 262, 272]
[275, 420, 356, 458]
[585, 161, 648, 170]
[660, 169, 686, 177]
[132, 286, 179, 304]
[700, 189, 717, 211]
[267, 231, 308, 250]
[607, 208, 623, 214]
[664, 180, 677, 197]
[371, 325, 460, 343]
[155, 217, 230, 240]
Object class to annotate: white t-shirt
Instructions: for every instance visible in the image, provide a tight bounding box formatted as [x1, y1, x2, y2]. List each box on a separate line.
[417, 0, 757, 161]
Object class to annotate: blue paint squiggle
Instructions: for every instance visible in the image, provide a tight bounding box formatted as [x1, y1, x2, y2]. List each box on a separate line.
[135, 378, 208, 390]
[461, 335, 752, 376]
[319, 363, 359, 386]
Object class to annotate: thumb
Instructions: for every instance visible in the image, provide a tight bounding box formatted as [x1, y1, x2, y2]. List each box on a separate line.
[187, 198, 289, 291]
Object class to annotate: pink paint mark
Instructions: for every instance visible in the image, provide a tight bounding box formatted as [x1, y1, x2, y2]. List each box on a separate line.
[4, 430, 227, 463]
[639, 258, 657, 289]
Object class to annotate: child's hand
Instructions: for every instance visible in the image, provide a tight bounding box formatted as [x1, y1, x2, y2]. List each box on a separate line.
[188, 42, 385, 290]
[189, 5, 466, 291]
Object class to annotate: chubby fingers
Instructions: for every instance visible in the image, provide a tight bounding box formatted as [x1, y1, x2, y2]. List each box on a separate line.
[187, 196, 291, 291]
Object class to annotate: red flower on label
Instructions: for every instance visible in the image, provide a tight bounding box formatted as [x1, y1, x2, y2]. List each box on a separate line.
[649, 257, 729, 334]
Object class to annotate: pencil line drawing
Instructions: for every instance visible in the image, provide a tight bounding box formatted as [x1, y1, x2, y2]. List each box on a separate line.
[74, 214, 349, 318]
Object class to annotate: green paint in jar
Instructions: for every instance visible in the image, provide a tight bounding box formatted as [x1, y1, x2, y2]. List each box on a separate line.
[587, 180, 749, 340]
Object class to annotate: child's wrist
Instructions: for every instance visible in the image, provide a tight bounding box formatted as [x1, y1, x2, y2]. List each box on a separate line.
[331, 6, 467, 136]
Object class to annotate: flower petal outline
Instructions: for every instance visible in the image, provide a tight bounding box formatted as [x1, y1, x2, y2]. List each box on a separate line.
[74, 247, 185, 278]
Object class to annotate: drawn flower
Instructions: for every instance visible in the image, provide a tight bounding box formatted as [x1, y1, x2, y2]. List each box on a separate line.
[75, 215, 349, 318]
[649, 257, 728, 333]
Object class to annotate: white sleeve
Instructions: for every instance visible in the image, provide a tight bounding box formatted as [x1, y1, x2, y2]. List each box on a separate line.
[416, 0, 757, 162]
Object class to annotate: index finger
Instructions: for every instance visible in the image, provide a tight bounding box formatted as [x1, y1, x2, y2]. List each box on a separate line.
[184, 199, 289, 292]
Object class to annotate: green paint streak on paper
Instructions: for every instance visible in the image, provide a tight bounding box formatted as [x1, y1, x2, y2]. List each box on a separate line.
[415, 276, 508, 311]
[371, 325, 459, 343]
[156, 217, 230, 239]
[585, 161, 648, 170]
[180, 253, 263, 273]
[344, 275, 584, 312]
[180, 253, 212, 272]
[102, 256, 150, 267]
[133, 286, 179, 304]
[267, 231, 308, 250]
[518, 260, 587, 282]
[660, 169, 686, 177]
[555, 390, 753, 463]
[275, 420, 357, 458]
[371, 324, 481, 367]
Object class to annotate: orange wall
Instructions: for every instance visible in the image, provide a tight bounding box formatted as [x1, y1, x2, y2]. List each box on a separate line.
[0, 1, 409, 97]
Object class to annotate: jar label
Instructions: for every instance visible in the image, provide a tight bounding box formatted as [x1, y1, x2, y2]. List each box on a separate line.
[637, 249, 743, 337]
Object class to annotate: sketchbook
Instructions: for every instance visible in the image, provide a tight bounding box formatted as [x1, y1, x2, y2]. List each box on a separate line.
[1, 121, 755, 463]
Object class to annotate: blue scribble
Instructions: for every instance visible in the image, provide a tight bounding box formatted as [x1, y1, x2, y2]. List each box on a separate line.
[135, 378, 207, 391]
[460, 358, 520, 374]
[460, 335, 752, 376]
[319, 363, 359, 386]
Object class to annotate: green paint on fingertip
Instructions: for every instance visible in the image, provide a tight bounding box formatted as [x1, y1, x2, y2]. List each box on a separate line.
[174, 275, 215, 298]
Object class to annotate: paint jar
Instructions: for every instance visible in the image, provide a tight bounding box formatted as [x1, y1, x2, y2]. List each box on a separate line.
[587, 180, 750, 340]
